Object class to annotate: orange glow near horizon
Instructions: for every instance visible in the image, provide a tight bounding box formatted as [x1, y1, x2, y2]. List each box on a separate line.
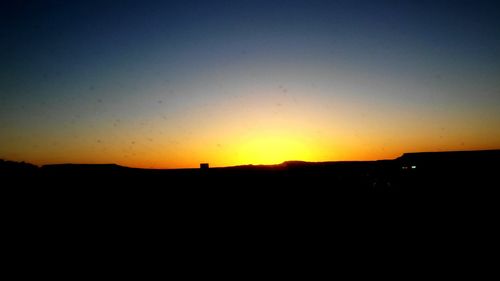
[2, 91, 500, 169]
[2, 76, 500, 169]
[234, 133, 321, 165]
[2, 133, 499, 169]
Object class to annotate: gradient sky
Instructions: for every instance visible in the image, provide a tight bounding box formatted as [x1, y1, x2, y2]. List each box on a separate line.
[1, 0, 500, 168]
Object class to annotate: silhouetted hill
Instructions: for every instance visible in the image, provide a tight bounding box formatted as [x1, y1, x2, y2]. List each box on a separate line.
[395, 149, 499, 192]
[42, 163, 125, 169]
[0, 159, 38, 176]
[2, 149, 499, 193]
[41, 163, 129, 173]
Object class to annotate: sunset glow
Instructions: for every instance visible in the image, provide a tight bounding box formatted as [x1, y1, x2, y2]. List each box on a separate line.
[1, 1, 500, 168]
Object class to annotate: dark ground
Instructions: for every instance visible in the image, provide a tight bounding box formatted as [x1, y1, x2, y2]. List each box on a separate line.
[2, 150, 497, 268]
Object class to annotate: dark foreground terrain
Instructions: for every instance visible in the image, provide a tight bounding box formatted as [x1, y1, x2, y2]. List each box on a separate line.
[2, 150, 499, 194]
[3, 150, 498, 260]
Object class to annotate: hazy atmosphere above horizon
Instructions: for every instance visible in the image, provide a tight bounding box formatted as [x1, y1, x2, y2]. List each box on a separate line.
[1, 0, 500, 168]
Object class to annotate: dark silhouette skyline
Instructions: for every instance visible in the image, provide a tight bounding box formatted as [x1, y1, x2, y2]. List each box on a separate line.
[3, 149, 498, 193]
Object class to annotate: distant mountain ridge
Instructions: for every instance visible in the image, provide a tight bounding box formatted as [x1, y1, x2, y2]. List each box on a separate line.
[41, 163, 126, 169]
[1, 149, 499, 171]
[2, 149, 499, 193]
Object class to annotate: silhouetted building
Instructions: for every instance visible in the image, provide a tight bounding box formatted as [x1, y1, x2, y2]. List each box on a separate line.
[200, 163, 209, 170]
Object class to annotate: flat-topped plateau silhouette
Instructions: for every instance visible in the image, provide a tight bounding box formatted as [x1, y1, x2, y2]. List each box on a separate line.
[2, 150, 498, 193]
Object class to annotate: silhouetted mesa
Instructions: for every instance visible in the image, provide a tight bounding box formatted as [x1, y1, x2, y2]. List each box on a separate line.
[396, 150, 499, 191]
[1, 150, 498, 193]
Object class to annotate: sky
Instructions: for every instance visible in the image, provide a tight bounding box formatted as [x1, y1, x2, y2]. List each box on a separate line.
[1, 0, 500, 168]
